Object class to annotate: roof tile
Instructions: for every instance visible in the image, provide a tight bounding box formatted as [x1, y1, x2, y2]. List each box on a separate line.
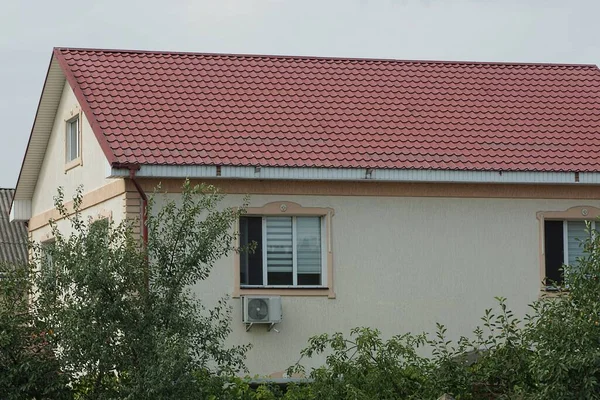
[56, 48, 600, 172]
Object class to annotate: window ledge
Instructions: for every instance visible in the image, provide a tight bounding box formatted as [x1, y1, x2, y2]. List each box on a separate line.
[234, 286, 335, 299]
[65, 157, 82, 172]
[539, 287, 568, 299]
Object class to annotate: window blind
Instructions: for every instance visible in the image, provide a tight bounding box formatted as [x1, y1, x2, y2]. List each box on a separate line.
[266, 217, 293, 273]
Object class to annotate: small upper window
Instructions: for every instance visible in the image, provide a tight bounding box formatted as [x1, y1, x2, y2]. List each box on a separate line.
[66, 116, 80, 163]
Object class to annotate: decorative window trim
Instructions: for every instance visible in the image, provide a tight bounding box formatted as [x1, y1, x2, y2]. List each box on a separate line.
[233, 201, 335, 299]
[536, 205, 600, 294]
[64, 108, 83, 172]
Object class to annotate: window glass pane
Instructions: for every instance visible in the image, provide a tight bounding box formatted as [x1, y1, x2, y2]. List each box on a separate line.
[296, 217, 322, 285]
[239, 217, 263, 285]
[66, 118, 79, 162]
[240, 217, 248, 284]
[567, 220, 590, 267]
[41, 241, 55, 270]
[66, 122, 72, 162]
[70, 118, 79, 160]
[267, 271, 293, 285]
[544, 220, 564, 285]
[298, 274, 321, 285]
[266, 217, 293, 285]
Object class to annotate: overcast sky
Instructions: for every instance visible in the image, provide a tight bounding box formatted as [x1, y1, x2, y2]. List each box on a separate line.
[1, 0, 598, 188]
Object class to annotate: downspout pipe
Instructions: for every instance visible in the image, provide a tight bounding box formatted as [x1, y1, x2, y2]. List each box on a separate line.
[128, 166, 150, 290]
[128, 167, 148, 247]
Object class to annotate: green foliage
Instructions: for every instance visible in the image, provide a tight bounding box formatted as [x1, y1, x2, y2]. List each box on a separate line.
[523, 221, 600, 399]
[0, 263, 69, 399]
[199, 375, 313, 400]
[288, 327, 433, 399]
[30, 181, 250, 399]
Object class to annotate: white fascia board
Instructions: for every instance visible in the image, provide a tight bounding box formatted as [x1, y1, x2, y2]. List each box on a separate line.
[10, 199, 32, 222]
[110, 165, 217, 178]
[109, 165, 600, 185]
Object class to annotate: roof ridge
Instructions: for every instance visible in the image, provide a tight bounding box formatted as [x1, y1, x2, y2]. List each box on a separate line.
[54, 47, 599, 69]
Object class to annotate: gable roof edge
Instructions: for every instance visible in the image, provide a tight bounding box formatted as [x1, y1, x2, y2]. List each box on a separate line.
[13, 54, 65, 207]
[53, 47, 599, 68]
[53, 48, 117, 166]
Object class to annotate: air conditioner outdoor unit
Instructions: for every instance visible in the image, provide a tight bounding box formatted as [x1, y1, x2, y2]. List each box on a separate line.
[242, 296, 282, 331]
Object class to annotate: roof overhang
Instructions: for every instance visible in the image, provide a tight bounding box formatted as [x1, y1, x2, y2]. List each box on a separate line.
[109, 165, 600, 185]
[10, 54, 66, 221]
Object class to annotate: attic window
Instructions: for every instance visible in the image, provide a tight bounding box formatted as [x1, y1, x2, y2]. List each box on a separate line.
[66, 115, 80, 163]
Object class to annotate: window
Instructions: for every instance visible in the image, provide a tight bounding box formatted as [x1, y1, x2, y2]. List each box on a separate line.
[239, 216, 325, 287]
[41, 240, 55, 270]
[66, 115, 80, 163]
[544, 220, 594, 286]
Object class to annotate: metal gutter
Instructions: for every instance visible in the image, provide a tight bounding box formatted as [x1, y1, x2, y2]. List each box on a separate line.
[109, 165, 600, 185]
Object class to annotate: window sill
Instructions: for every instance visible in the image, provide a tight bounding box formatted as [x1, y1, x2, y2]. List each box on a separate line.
[64, 157, 82, 172]
[539, 287, 568, 299]
[234, 286, 335, 299]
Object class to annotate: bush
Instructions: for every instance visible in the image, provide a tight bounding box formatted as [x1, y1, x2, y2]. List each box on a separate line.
[29, 181, 250, 399]
[0, 263, 69, 399]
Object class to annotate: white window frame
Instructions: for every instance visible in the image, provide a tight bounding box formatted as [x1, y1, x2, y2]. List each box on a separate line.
[244, 215, 327, 289]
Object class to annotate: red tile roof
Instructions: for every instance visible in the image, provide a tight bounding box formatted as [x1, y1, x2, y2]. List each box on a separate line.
[54, 48, 600, 172]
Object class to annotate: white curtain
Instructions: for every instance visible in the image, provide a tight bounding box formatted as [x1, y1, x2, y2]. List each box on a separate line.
[567, 220, 589, 267]
[296, 217, 321, 274]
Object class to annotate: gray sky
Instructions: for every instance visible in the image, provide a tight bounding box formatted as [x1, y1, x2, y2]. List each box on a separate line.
[1, 0, 598, 188]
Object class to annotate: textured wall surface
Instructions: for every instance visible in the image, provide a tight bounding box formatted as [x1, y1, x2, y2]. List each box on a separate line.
[31, 81, 112, 215]
[152, 192, 599, 376]
[29, 194, 126, 243]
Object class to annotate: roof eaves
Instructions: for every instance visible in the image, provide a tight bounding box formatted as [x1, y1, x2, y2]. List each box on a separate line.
[53, 47, 118, 166]
[12, 54, 63, 208]
[108, 164, 598, 185]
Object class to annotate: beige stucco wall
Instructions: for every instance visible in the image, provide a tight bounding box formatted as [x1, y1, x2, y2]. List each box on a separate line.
[151, 192, 600, 376]
[31, 81, 112, 216]
[29, 194, 126, 243]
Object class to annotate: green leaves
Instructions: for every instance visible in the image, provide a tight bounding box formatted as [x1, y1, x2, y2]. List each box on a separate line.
[19, 180, 250, 399]
[0, 263, 70, 399]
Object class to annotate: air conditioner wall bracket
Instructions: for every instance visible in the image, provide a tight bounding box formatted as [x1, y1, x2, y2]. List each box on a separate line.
[244, 322, 278, 332]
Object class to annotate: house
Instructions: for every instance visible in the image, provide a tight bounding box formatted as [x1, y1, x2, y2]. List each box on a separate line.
[0, 189, 28, 265]
[11, 47, 600, 376]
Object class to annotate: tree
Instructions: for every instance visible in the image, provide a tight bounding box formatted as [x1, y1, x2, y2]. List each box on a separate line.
[32, 181, 250, 399]
[0, 262, 69, 399]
